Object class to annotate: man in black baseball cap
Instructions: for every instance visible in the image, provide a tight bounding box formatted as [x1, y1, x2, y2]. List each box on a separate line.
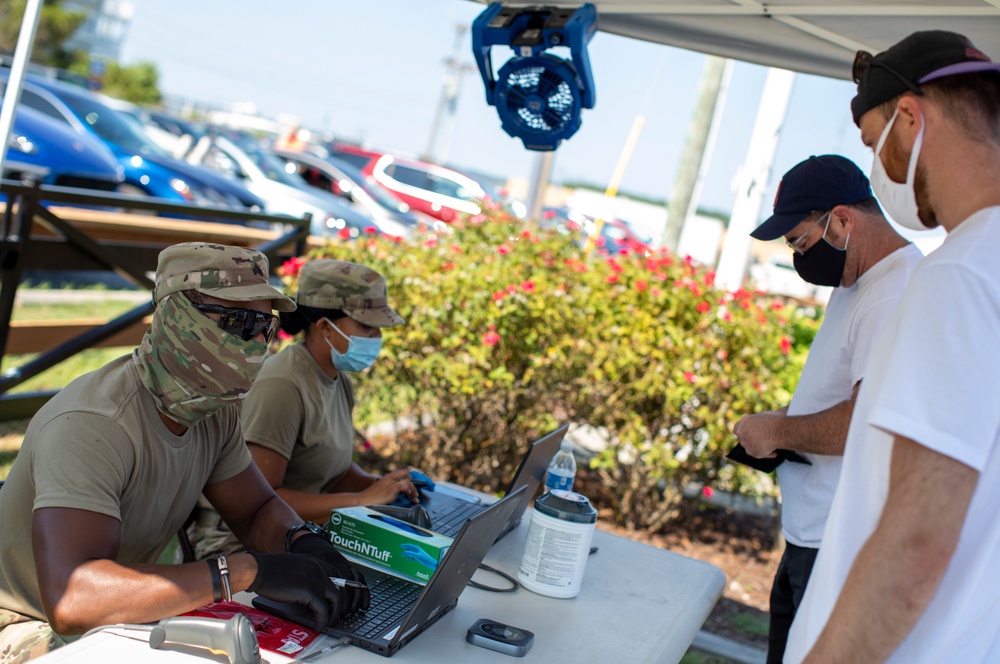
[750, 155, 910, 288]
[737, 154, 919, 663]
[785, 31, 1000, 663]
[849, 30, 1000, 232]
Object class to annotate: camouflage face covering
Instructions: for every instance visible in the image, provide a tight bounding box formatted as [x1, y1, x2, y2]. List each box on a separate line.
[133, 293, 268, 428]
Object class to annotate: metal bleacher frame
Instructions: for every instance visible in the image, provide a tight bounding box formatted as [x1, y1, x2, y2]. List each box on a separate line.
[0, 177, 315, 422]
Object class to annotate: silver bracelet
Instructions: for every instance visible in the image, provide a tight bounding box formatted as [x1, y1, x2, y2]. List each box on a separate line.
[216, 555, 233, 603]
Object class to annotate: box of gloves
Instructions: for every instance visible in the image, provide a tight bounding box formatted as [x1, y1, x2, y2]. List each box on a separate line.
[326, 507, 453, 583]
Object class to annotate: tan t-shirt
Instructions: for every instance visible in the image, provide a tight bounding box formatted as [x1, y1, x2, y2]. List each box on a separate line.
[0, 354, 251, 620]
[240, 343, 355, 493]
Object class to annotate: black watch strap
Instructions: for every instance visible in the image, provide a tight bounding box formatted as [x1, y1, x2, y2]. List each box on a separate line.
[284, 521, 326, 552]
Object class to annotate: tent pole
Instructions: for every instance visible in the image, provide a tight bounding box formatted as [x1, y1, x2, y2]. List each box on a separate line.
[0, 0, 45, 180]
[715, 67, 796, 291]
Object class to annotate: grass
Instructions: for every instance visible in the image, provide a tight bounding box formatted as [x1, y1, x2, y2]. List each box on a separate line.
[729, 611, 769, 638]
[2, 348, 134, 394]
[3, 294, 141, 395]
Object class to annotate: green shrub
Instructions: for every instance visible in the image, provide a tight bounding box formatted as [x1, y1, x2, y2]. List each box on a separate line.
[278, 207, 805, 533]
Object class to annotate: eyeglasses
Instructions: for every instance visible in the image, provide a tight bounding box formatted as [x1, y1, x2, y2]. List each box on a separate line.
[852, 50, 923, 96]
[785, 211, 831, 256]
[194, 303, 278, 343]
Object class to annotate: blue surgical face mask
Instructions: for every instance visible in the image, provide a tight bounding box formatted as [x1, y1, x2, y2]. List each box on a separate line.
[323, 317, 381, 372]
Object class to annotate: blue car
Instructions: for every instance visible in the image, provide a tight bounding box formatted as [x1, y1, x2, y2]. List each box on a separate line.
[0, 72, 264, 211]
[3, 103, 123, 191]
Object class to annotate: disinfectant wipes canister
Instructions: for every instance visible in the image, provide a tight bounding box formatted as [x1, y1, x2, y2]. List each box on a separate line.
[518, 490, 597, 599]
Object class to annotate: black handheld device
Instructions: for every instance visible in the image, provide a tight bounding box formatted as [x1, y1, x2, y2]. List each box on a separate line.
[466, 618, 534, 657]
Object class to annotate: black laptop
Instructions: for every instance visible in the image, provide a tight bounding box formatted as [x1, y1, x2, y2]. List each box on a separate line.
[419, 423, 569, 538]
[253, 485, 525, 657]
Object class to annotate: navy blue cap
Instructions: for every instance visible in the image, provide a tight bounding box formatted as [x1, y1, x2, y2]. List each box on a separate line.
[751, 155, 872, 241]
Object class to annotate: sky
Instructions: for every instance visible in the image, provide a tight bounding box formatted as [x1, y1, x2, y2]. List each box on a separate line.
[119, 0, 879, 221]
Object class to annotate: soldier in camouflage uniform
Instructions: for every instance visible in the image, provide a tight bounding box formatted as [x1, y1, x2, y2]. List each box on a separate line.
[188, 259, 417, 558]
[0, 243, 369, 661]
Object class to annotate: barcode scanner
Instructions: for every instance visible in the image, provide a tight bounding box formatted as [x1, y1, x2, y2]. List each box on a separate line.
[149, 615, 260, 664]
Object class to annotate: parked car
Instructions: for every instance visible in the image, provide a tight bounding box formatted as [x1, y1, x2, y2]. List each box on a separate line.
[0, 71, 263, 211]
[275, 149, 431, 235]
[2, 103, 123, 192]
[101, 97, 194, 159]
[598, 217, 654, 254]
[329, 144, 486, 223]
[540, 206, 653, 254]
[186, 128, 388, 240]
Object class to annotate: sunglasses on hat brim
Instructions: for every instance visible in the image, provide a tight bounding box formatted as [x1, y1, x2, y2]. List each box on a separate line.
[194, 303, 278, 343]
[852, 50, 923, 96]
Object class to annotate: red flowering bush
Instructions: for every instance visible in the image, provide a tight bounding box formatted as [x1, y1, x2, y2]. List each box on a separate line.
[279, 208, 807, 533]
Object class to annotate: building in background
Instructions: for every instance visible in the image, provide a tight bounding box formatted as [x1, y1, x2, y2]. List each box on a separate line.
[62, 0, 134, 62]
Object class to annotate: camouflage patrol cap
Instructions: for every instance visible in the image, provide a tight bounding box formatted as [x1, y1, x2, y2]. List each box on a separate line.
[297, 259, 404, 327]
[154, 242, 296, 311]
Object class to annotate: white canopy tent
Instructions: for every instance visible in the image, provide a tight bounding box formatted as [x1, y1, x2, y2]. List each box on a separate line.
[471, 1, 1000, 80]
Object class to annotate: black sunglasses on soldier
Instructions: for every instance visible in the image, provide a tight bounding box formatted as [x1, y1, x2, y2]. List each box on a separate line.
[194, 303, 278, 343]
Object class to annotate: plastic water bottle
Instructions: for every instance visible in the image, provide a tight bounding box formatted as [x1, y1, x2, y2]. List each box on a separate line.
[544, 441, 576, 493]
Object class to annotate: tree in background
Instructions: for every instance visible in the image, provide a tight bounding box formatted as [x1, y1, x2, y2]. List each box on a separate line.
[0, 0, 85, 68]
[67, 55, 162, 105]
[1, 0, 162, 105]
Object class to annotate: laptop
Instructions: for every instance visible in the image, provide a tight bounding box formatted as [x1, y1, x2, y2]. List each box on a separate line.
[253, 485, 525, 657]
[418, 423, 569, 538]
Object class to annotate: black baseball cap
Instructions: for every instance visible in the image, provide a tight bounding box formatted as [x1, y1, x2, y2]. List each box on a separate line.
[750, 155, 871, 241]
[851, 31, 1000, 126]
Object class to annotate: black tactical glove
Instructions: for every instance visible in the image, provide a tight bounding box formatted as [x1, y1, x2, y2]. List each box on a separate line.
[289, 532, 371, 613]
[247, 551, 352, 631]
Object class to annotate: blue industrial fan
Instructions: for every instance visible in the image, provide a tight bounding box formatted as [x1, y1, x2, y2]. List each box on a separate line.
[472, 4, 597, 151]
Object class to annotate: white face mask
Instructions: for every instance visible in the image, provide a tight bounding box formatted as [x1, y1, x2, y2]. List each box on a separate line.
[869, 108, 928, 231]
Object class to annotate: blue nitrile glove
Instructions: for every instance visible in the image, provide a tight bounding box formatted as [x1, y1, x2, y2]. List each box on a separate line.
[408, 470, 435, 492]
[391, 470, 435, 507]
[290, 533, 371, 613]
[399, 543, 440, 571]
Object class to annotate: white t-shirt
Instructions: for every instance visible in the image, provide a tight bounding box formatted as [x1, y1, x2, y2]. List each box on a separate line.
[779, 243, 922, 548]
[786, 206, 1000, 663]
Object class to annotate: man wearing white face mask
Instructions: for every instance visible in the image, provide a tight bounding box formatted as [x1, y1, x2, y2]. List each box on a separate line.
[187, 259, 419, 559]
[785, 31, 1000, 663]
[734, 155, 920, 664]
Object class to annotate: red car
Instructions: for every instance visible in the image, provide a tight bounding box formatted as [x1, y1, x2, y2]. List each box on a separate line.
[329, 144, 487, 223]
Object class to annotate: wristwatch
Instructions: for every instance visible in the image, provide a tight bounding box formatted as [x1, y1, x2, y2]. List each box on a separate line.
[284, 521, 327, 552]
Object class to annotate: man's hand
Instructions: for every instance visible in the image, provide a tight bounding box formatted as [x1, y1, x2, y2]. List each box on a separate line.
[289, 533, 370, 613]
[247, 551, 357, 631]
[733, 410, 785, 459]
[358, 469, 419, 505]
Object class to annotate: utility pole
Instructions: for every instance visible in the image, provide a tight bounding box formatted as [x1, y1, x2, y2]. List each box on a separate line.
[424, 24, 475, 164]
[661, 55, 731, 252]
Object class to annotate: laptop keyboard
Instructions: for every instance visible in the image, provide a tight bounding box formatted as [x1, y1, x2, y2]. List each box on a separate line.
[338, 572, 423, 638]
[427, 501, 484, 537]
